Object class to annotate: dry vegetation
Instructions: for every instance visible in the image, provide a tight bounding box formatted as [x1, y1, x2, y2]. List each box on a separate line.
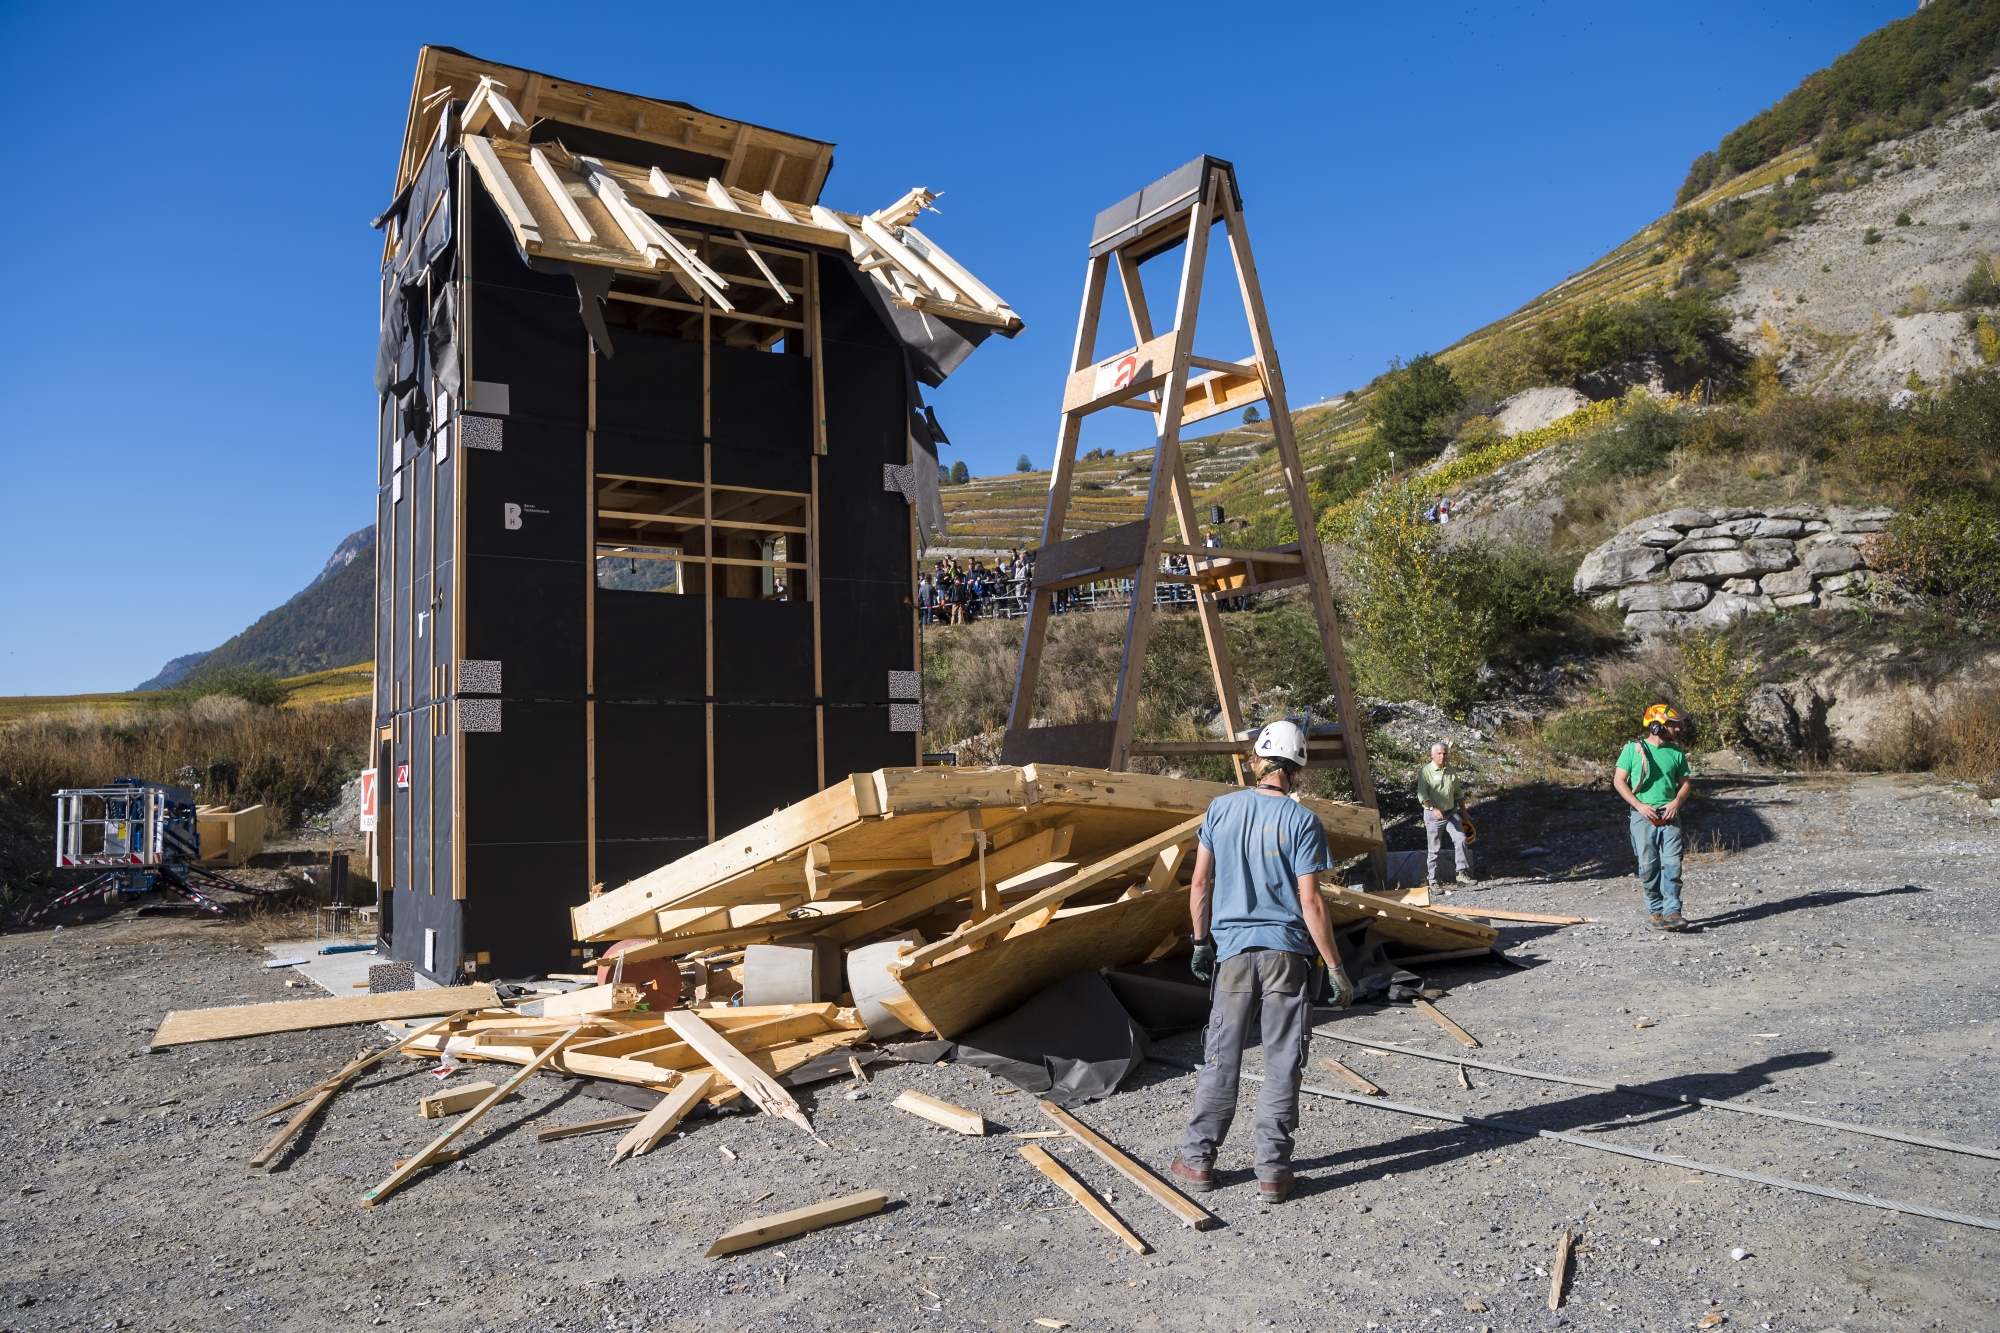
[0, 697, 369, 912]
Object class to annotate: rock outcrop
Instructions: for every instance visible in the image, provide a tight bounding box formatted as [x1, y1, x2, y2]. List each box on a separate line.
[1572, 504, 1895, 635]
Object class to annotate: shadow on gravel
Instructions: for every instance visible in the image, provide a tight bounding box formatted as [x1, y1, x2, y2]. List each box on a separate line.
[1285, 1050, 1835, 1193]
[1691, 882, 1925, 931]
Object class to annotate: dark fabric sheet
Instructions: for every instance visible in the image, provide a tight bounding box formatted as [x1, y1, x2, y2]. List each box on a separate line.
[954, 971, 1148, 1107]
[1102, 961, 1212, 1037]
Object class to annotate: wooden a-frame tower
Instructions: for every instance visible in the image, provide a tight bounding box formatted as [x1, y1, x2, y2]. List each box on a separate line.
[1001, 156, 1381, 843]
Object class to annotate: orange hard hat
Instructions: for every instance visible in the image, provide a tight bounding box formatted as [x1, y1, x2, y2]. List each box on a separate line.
[1642, 704, 1683, 727]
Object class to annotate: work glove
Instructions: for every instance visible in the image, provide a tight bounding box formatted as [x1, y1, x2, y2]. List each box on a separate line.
[1327, 963, 1356, 1011]
[1190, 938, 1216, 982]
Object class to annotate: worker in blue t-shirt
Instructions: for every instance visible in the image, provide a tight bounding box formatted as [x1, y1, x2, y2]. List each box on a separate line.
[1170, 720, 1355, 1204]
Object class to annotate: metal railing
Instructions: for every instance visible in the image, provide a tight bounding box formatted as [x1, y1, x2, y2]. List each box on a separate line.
[917, 576, 1207, 624]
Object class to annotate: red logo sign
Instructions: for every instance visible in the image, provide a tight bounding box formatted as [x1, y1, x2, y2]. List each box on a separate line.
[395, 764, 411, 790]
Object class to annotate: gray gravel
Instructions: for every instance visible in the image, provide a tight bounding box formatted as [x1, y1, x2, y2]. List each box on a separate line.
[0, 772, 1995, 1332]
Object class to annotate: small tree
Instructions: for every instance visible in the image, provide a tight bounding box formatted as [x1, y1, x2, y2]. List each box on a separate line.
[1015, 453, 1033, 472]
[1242, 405, 1261, 424]
[949, 460, 969, 485]
[1366, 353, 1465, 455]
[1676, 630, 1752, 751]
[1332, 474, 1491, 713]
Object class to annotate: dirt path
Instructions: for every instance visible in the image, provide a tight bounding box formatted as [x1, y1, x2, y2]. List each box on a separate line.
[0, 774, 1994, 1332]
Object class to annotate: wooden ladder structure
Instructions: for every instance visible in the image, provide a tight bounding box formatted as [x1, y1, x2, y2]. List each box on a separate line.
[1000, 156, 1382, 861]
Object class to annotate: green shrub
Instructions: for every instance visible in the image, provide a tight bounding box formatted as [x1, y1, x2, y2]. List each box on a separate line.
[1570, 395, 1689, 485]
[1867, 494, 2000, 615]
[1964, 253, 2000, 305]
[1863, 227, 1883, 245]
[1529, 290, 1730, 383]
[1464, 545, 1577, 638]
[1329, 475, 1490, 714]
[161, 664, 293, 708]
[1367, 353, 1465, 455]
[1676, 630, 1753, 750]
[1543, 679, 1655, 762]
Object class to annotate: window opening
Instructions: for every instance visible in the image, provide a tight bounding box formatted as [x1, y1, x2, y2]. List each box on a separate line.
[596, 474, 809, 599]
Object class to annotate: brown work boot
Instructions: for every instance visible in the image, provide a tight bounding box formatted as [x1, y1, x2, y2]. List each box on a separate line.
[1648, 913, 1665, 928]
[1168, 1158, 1215, 1193]
[1258, 1171, 1295, 1203]
[1663, 913, 1690, 932]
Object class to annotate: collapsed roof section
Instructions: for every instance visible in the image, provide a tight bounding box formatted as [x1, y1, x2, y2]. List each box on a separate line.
[386, 47, 1021, 344]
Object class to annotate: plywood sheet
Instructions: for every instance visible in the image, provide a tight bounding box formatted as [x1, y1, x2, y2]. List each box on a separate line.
[151, 985, 499, 1046]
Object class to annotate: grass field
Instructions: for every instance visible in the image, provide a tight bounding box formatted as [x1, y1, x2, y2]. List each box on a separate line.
[0, 661, 373, 724]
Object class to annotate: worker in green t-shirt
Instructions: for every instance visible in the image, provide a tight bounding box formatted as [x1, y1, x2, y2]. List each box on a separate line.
[1613, 704, 1694, 931]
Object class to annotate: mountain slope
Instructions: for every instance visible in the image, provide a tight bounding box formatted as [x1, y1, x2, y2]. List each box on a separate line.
[134, 527, 376, 688]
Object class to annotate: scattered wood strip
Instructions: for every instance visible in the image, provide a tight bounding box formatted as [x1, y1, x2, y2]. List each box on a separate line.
[153, 985, 498, 1046]
[1426, 906, 1588, 925]
[1018, 1144, 1147, 1254]
[703, 1190, 888, 1257]
[893, 1090, 985, 1136]
[538, 1113, 646, 1143]
[254, 1011, 469, 1121]
[1036, 1101, 1216, 1231]
[1413, 999, 1481, 1049]
[361, 1027, 582, 1206]
[662, 1010, 813, 1134]
[612, 1072, 716, 1163]
[420, 1081, 499, 1119]
[1318, 1058, 1382, 1096]
[1549, 1226, 1574, 1309]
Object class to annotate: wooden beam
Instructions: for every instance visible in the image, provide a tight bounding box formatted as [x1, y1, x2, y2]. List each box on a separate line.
[894, 815, 1202, 971]
[1318, 1057, 1383, 1096]
[611, 1071, 716, 1162]
[536, 1112, 645, 1142]
[361, 1027, 583, 1205]
[153, 986, 497, 1046]
[1549, 1227, 1574, 1310]
[893, 1090, 986, 1136]
[1426, 906, 1589, 926]
[703, 1190, 888, 1258]
[813, 826, 1072, 945]
[529, 147, 596, 244]
[462, 136, 542, 250]
[704, 177, 744, 212]
[252, 1011, 469, 1121]
[662, 1010, 813, 1134]
[1019, 1143, 1148, 1254]
[1413, 998, 1481, 1049]
[1036, 1101, 1217, 1230]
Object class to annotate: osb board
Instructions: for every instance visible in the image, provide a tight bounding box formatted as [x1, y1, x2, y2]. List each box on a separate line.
[897, 891, 1193, 1039]
[151, 985, 498, 1047]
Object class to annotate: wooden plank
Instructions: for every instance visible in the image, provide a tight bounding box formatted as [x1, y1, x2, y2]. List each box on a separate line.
[572, 776, 869, 940]
[1426, 906, 1589, 926]
[361, 1027, 583, 1205]
[539, 984, 640, 1017]
[252, 1011, 469, 1121]
[528, 147, 596, 243]
[152, 985, 498, 1046]
[663, 1010, 812, 1134]
[1061, 330, 1181, 416]
[1320, 885, 1498, 950]
[1318, 1057, 1383, 1096]
[1549, 1227, 1574, 1310]
[1036, 1101, 1217, 1231]
[703, 1190, 888, 1258]
[896, 816, 1204, 970]
[419, 1080, 499, 1118]
[250, 1084, 339, 1170]
[462, 135, 542, 250]
[898, 887, 1191, 1038]
[1413, 999, 1481, 1049]
[813, 827, 1069, 945]
[612, 1072, 716, 1162]
[893, 1090, 985, 1136]
[1018, 1143, 1147, 1254]
[1028, 520, 1148, 592]
[537, 1112, 646, 1142]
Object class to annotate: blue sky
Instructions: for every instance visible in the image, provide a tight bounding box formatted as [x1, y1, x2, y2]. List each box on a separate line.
[0, 1, 1911, 695]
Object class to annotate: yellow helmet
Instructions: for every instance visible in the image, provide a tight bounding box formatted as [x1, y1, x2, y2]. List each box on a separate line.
[1642, 704, 1683, 728]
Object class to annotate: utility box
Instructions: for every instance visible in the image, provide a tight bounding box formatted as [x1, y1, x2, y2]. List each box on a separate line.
[371, 48, 1017, 982]
[195, 805, 266, 867]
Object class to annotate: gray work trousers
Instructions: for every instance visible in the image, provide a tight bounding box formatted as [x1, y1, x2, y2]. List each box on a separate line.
[1425, 808, 1470, 884]
[1180, 949, 1314, 1182]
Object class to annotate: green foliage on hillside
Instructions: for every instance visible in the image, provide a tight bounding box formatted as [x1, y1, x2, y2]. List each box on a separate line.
[1530, 289, 1732, 382]
[1678, 0, 2000, 201]
[158, 664, 293, 708]
[1367, 354, 1465, 456]
[198, 542, 374, 678]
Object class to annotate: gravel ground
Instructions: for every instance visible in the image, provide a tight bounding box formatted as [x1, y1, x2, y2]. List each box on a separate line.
[0, 773, 1995, 1333]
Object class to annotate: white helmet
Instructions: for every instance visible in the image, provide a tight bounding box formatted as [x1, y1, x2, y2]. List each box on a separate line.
[1253, 719, 1308, 767]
